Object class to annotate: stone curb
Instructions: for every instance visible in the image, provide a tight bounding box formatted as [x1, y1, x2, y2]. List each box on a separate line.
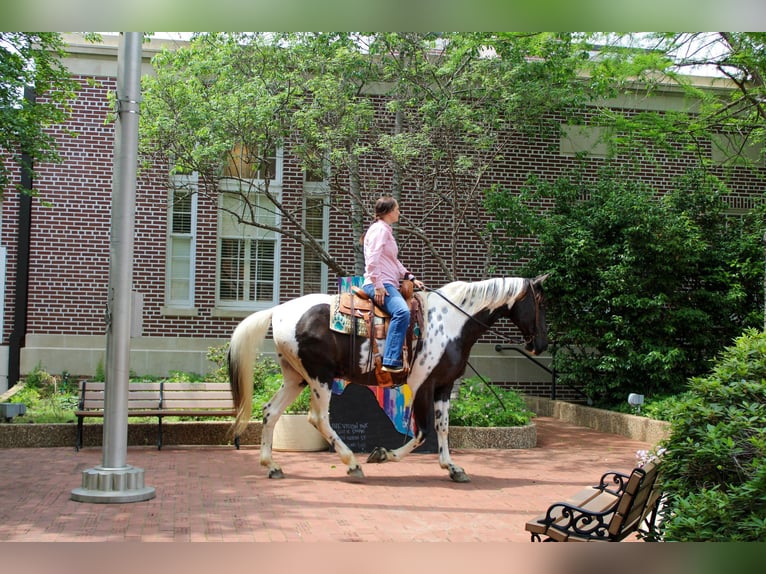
[0, 420, 537, 449]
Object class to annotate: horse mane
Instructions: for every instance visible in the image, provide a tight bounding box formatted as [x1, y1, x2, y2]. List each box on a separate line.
[434, 277, 527, 315]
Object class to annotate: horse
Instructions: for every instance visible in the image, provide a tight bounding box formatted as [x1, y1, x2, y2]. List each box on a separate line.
[228, 274, 548, 483]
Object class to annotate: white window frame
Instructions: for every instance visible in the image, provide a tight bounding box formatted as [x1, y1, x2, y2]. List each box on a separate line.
[301, 183, 329, 295]
[163, 174, 198, 315]
[214, 148, 283, 313]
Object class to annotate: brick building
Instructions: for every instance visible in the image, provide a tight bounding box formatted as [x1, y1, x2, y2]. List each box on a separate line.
[1, 34, 763, 398]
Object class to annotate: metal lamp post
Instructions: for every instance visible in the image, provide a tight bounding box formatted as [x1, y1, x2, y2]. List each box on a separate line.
[71, 32, 155, 503]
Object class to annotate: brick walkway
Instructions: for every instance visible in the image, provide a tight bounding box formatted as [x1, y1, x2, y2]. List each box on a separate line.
[0, 417, 653, 542]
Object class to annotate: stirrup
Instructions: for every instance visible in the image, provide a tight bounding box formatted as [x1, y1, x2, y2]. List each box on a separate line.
[381, 365, 405, 374]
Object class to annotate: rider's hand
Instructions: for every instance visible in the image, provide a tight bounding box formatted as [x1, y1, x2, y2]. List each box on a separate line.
[413, 279, 425, 291]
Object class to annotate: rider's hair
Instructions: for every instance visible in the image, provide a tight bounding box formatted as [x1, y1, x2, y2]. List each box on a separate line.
[374, 195, 398, 219]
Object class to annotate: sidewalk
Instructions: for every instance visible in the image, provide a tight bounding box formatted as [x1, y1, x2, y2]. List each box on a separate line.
[0, 417, 655, 542]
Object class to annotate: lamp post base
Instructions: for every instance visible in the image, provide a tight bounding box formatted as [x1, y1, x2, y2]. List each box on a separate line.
[71, 464, 155, 503]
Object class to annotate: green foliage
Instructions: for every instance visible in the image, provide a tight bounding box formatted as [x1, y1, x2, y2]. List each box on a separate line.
[141, 32, 601, 280]
[584, 34, 766, 173]
[250, 356, 311, 415]
[485, 167, 766, 405]
[612, 391, 694, 422]
[0, 33, 80, 194]
[449, 377, 535, 427]
[656, 329, 766, 541]
[9, 365, 79, 423]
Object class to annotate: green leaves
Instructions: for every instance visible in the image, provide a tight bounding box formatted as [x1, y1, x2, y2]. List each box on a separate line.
[657, 329, 766, 541]
[449, 377, 534, 427]
[486, 167, 765, 405]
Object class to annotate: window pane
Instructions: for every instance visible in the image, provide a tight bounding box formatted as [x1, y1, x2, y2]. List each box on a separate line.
[172, 191, 193, 234]
[302, 196, 326, 295]
[252, 240, 275, 301]
[223, 144, 277, 180]
[219, 238, 244, 300]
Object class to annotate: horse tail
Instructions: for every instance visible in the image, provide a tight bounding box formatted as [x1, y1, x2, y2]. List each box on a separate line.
[228, 308, 275, 438]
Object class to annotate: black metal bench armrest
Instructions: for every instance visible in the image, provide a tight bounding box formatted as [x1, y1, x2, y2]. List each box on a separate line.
[540, 496, 620, 541]
[597, 470, 632, 496]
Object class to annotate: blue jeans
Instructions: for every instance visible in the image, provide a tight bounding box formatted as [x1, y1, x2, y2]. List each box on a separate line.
[362, 283, 410, 368]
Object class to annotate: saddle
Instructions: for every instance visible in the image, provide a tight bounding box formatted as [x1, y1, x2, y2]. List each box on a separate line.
[333, 280, 423, 387]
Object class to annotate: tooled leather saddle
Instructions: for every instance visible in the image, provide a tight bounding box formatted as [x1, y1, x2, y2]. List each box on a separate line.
[333, 280, 424, 387]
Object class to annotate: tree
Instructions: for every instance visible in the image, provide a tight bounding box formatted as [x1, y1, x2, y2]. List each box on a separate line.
[0, 32, 78, 194]
[485, 168, 765, 404]
[139, 32, 595, 280]
[580, 33, 766, 170]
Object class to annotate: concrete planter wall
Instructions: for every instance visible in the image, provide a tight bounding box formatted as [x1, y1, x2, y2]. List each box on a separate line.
[272, 414, 330, 452]
[449, 423, 536, 449]
[524, 396, 670, 445]
[0, 398, 669, 449]
[0, 420, 535, 450]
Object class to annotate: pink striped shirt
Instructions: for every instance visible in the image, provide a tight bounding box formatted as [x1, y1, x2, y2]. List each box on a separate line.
[363, 219, 409, 289]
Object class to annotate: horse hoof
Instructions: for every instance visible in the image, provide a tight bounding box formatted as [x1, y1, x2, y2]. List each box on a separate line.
[450, 470, 471, 483]
[268, 468, 285, 479]
[366, 447, 389, 464]
[347, 467, 365, 481]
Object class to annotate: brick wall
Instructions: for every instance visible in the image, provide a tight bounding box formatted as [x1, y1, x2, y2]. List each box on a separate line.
[2, 69, 765, 390]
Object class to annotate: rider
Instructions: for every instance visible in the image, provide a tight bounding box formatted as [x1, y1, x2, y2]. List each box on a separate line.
[362, 195, 425, 373]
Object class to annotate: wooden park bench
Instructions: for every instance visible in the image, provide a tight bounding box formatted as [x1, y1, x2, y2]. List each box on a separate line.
[75, 380, 239, 451]
[524, 460, 663, 542]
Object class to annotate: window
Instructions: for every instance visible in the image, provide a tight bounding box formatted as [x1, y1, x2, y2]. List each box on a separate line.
[216, 144, 282, 311]
[165, 177, 197, 309]
[217, 191, 279, 308]
[302, 196, 328, 294]
[223, 144, 278, 181]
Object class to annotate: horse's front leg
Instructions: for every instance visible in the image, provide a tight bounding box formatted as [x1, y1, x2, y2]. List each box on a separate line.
[435, 397, 470, 483]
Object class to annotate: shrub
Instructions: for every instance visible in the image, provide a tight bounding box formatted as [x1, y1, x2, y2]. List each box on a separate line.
[656, 328, 766, 541]
[449, 377, 535, 427]
[9, 365, 79, 423]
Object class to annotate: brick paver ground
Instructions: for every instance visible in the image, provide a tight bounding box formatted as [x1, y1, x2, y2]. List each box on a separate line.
[0, 417, 654, 543]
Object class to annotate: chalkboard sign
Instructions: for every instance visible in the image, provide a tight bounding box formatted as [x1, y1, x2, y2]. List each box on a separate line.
[329, 382, 438, 454]
[331, 276, 438, 455]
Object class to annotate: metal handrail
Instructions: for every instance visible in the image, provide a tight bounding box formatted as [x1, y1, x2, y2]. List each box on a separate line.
[493, 343, 591, 403]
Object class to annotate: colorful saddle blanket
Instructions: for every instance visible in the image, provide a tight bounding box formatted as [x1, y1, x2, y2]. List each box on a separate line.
[330, 292, 387, 337]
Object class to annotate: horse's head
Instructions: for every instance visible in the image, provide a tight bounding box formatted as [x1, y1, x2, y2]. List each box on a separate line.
[510, 274, 549, 355]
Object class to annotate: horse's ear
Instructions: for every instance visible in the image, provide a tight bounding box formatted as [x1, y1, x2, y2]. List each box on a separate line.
[534, 274, 549, 285]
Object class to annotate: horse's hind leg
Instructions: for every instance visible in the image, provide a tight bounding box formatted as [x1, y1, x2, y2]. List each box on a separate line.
[260, 363, 305, 479]
[306, 379, 364, 480]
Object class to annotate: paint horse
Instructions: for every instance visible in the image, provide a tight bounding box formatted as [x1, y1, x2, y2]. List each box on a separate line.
[228, 275, 548, 482]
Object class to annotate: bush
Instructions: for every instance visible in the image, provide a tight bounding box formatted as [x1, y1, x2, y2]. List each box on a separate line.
[9, 365, 79, 423]
[656, 328, 766, 541]
[611, 391, 694, 422]
[250, 356, 311, 415]
[449, 377, 535, 427]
